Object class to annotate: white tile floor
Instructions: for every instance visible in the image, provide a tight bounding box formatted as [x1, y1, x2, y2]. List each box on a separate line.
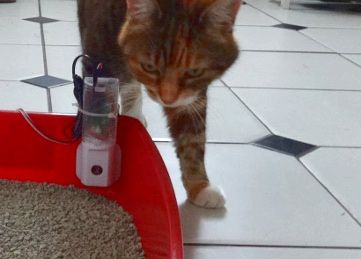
[1, 0, 361, 258]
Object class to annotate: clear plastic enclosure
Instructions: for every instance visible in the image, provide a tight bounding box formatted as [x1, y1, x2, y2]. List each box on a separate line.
[82, 77, 119, 147]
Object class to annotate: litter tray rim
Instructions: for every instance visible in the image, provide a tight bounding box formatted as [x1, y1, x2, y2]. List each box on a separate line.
[0, 110, 184, 259]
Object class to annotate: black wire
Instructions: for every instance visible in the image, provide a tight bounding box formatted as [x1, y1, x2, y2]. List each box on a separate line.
[71, 54, 104, 138]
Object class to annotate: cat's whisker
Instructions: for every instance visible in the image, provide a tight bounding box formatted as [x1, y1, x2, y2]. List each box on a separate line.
[189, 103, 206, 132]
[188, 105, 200, 135]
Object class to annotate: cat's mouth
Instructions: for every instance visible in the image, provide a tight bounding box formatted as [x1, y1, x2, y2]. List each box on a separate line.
[158, 95, 198, 108]
[145, 88, 198, 108]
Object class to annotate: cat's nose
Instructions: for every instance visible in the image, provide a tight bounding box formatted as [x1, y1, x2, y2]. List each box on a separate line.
[160, 95, 177, 105]
[159, 85, 179, 105]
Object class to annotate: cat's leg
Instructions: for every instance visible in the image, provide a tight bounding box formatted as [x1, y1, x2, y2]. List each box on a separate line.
[164, 93, 226, 209]
[120, 80, 147, 127]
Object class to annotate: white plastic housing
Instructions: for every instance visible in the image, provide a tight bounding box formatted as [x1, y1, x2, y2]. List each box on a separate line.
[76, 142, 121, 187]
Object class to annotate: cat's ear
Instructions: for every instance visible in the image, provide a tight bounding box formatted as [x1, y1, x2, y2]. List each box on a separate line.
[126, 0, 161, 20]
[201, 0, 241, 27]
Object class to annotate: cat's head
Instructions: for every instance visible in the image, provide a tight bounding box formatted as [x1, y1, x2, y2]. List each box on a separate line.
[119, 0, 241, 108]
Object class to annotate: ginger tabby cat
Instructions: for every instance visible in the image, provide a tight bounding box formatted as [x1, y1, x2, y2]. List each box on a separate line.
[78, 0, 241, 208]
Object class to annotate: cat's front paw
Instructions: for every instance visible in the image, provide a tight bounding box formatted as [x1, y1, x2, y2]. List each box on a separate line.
[190, 185, 226, 209]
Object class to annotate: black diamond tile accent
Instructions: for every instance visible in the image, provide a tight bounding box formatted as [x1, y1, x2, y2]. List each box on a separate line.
[254, 135, 317, 157]
[22, 75, 71, 89]
[243, 1, 247, 4]
[273, 23, 307, 31]
[23, 17, 59, 24]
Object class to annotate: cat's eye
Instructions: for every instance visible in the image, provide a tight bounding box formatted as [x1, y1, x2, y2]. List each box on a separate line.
[185, 68, 205, 78]
[141, 63, 158, 74]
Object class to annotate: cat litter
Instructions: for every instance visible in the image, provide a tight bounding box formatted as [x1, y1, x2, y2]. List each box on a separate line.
[0, 180, 145, 259]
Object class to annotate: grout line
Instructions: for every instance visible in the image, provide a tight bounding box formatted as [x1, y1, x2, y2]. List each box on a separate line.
[301, 27, 361, 30]
[340, 54, 361, 69]
[56, 20, 78, 23]
[240, 49, 336, 54]
[154, 139, 361, 149]
[298, 159, 361, 228]
[206, 141, 250, 145]
[228, 86, 361, 92]
[244, 2, 361, 32]
[299, 30, 338, 53]
[244, 2, 284, 24]
[219, 80, 227, 87]
[184, 243, 361, 250]
[305, 27, 361, 30]
[46, 88, 53, 113]
[37, 0, 48, 75]
[0, 44, 342, 54]
[0, 43, 42, 46]
[0, 79, 20, 82]
[3, 81, 360, 93]
[44, 44, 81, 47]
[154, 139, 251, 145]
[234, 24, 279, 28]
[235, 26, 356, 56]
[321, 145, 361, 149]
[234, 24, 361, 30]
[280, 15, 361, 63]
[0, 42, 358, 58]
[38, 0, 51, 113]
[0, 43, 81, 47]
[226, 86, 274, 134]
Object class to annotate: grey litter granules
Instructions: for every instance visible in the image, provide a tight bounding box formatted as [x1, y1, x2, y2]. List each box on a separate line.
[0, 180, 145, 259]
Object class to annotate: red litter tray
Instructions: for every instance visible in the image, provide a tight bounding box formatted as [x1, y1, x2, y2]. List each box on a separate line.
[0, 111, 183, 259]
